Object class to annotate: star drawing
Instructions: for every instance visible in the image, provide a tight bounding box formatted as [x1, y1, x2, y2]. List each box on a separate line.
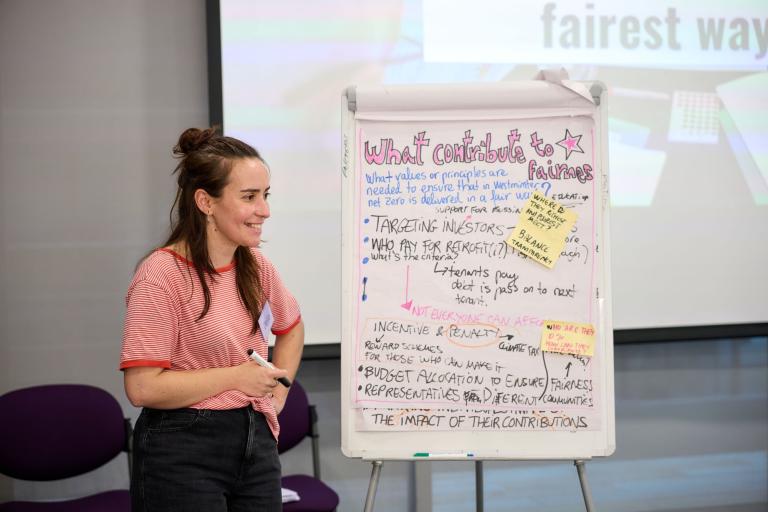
[556, 129, 584, 160]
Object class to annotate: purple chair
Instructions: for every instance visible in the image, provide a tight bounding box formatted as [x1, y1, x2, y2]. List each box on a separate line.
[0, 384, 131, 511]
[278, 380, 339, 512]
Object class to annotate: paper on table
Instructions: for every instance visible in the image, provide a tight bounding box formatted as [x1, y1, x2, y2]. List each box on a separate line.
[282, 487, 300, 503]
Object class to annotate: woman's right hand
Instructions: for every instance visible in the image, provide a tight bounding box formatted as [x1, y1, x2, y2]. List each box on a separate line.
[232, 360, 289, 398]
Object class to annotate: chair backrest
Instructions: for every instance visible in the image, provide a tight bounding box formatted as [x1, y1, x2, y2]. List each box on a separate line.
[0, 384, 128, 481]
[277, 380, 312, 454]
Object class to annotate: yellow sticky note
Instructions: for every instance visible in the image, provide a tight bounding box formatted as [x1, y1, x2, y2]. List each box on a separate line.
[541, 320, 596, 357]
[505, 192, 578, 268]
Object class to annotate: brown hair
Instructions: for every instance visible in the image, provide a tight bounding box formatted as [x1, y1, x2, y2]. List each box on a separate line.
[164, 126, 265, 334]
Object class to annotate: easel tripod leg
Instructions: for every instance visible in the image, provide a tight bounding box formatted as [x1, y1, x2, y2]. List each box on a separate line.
[363, 460, 383, 512]
[475, 460, 484, 512]
[574, 460, 595, 512]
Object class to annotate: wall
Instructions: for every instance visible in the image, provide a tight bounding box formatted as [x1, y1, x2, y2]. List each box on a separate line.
[0, 0, 208, 500]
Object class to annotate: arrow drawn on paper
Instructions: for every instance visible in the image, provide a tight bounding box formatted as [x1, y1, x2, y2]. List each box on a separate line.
[538, 351, 549, 400]
[401, 265, 413, 311]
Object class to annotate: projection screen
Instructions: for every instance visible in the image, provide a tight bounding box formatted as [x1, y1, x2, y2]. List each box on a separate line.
[211, 0, 768, 344]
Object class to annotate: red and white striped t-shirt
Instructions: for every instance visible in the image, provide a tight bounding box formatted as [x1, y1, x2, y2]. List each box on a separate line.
[120, 248, 301, 439]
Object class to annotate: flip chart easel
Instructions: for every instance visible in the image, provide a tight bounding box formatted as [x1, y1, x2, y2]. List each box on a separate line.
[341, 75, 614, 511]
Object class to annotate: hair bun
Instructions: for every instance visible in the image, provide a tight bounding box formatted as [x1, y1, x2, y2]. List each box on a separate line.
[174, 127, 218, 156]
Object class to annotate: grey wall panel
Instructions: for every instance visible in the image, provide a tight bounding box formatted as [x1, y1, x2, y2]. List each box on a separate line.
[0, 0, 207, 500]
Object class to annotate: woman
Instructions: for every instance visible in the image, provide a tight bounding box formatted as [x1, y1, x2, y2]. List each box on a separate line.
[120, 127, 304, 511]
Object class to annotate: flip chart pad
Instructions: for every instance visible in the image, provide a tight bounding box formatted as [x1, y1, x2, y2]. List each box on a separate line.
[341, 80, 615, 460]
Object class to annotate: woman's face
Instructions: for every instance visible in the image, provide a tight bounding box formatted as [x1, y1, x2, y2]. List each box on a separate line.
[207, 157, 271, 251]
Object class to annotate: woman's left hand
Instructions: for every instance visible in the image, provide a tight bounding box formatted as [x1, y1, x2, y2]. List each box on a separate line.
[271, 393, 287, 415]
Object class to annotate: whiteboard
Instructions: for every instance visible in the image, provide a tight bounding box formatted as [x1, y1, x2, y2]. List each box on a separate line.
[340, 78, 615, 460]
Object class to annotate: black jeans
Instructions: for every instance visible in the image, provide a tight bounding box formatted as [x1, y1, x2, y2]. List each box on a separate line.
[131, 406, 281, 511]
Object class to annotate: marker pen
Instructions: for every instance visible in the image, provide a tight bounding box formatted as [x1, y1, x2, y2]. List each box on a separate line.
[413, 452, 474, 459]
[247, 349, 292, 388]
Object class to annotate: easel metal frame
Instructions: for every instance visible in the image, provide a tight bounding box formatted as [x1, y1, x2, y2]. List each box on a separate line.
[344, 80, 611, 512]
[362, 458, 595, 512]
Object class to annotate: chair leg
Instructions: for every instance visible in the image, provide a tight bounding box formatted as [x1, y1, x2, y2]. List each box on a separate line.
[311, 435, 321, 479]
[309, 405, 322, 479]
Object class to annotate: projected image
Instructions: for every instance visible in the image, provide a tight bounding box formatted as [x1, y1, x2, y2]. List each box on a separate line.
[219, 0, 768, 333]
[419, 0, 767, 207]
[222, 0, 766, 208]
